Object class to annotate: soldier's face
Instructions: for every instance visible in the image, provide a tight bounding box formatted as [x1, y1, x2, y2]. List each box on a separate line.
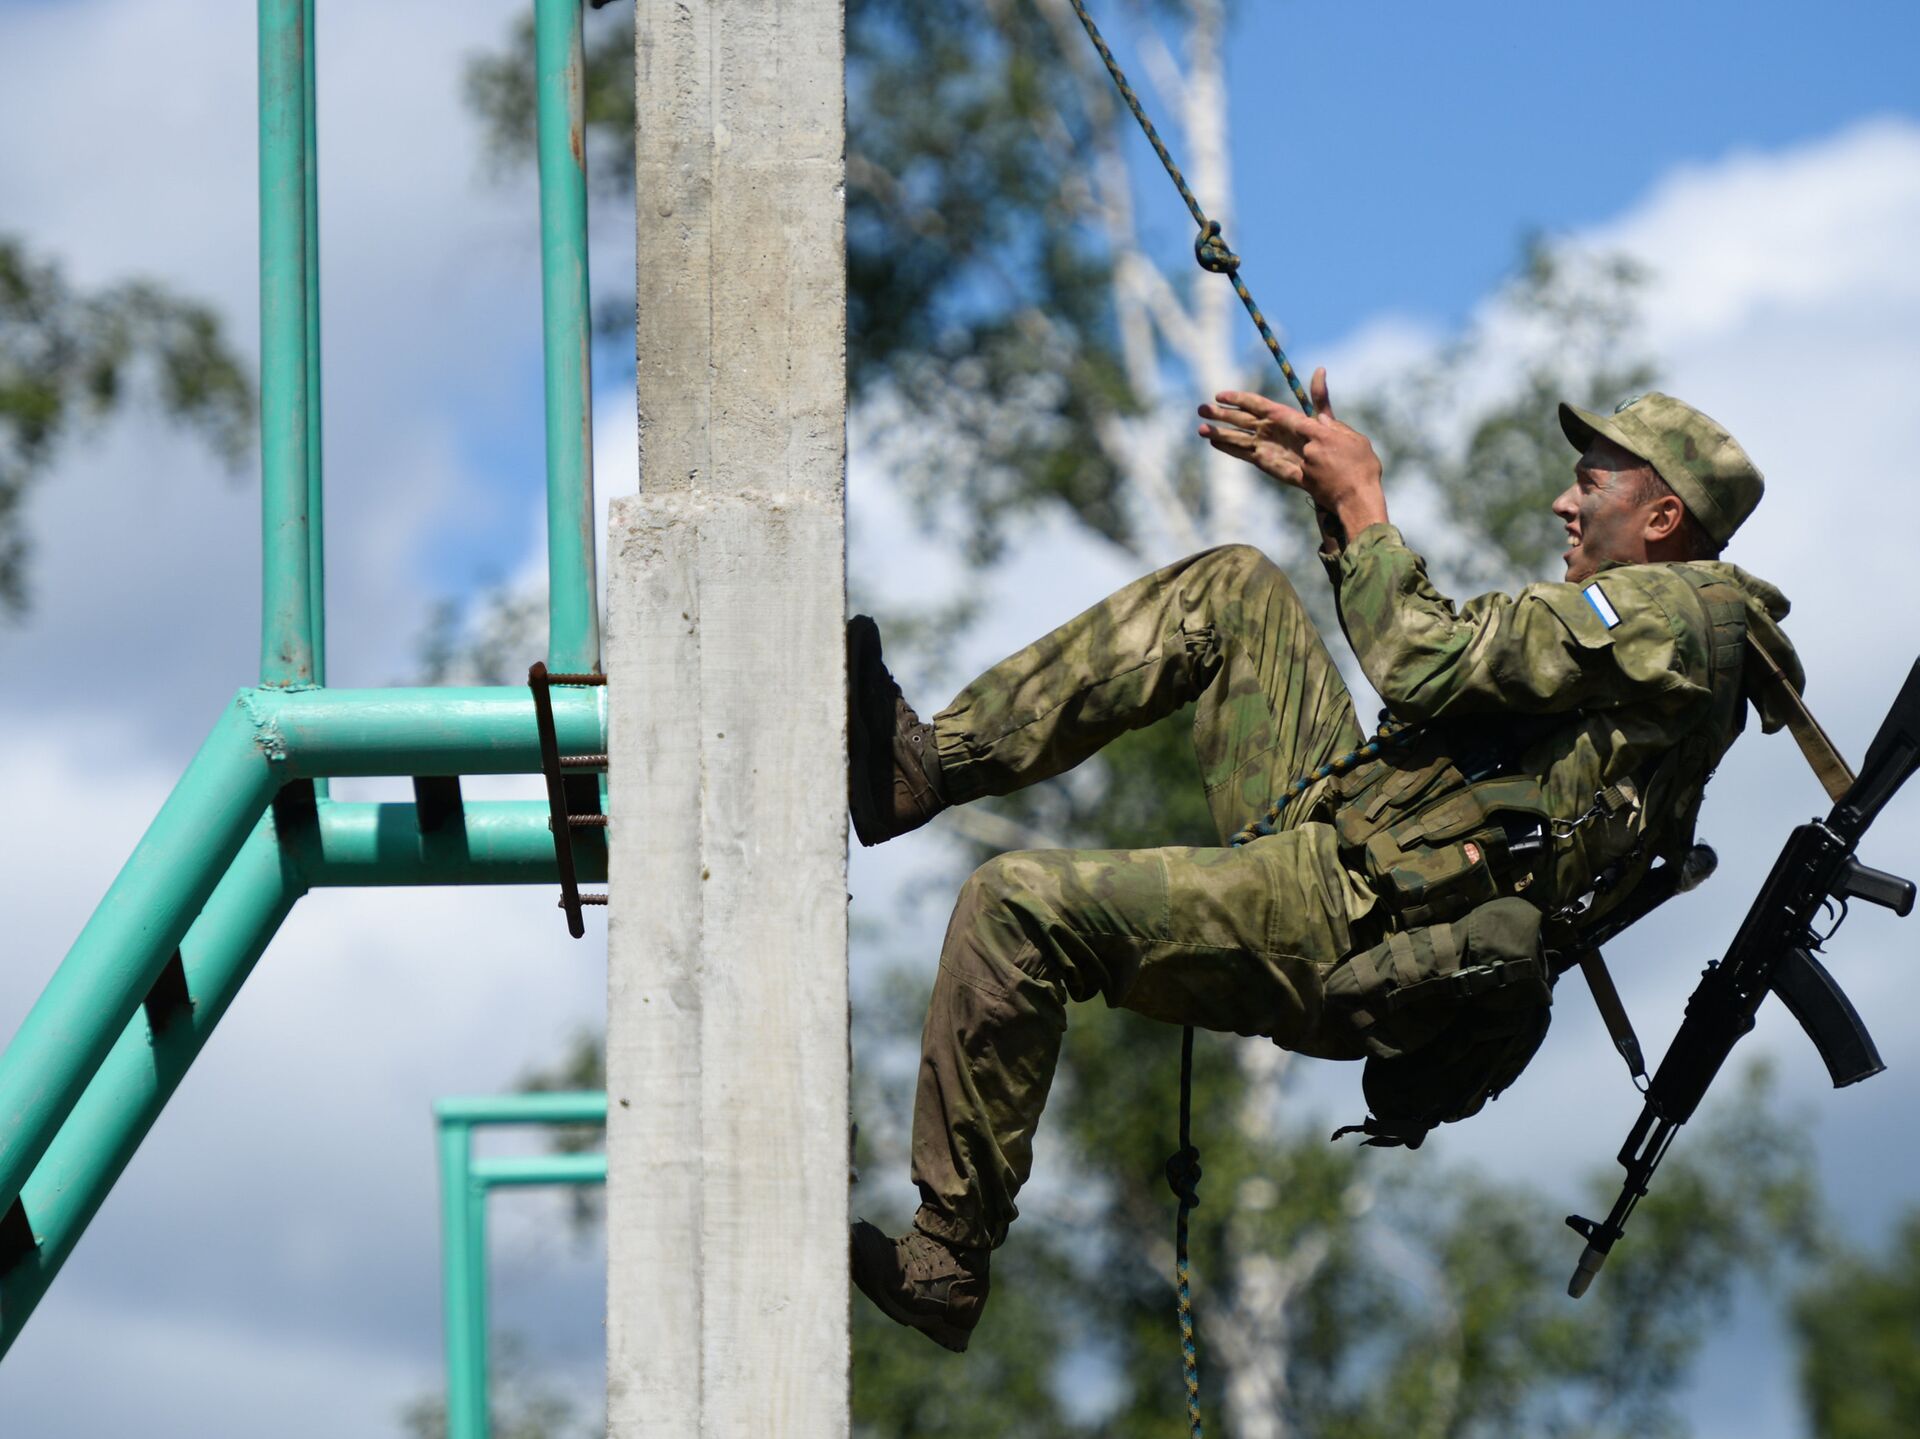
[1553, 439, 1662, 584]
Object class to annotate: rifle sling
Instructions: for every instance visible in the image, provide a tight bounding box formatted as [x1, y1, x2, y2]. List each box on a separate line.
[1577, 952, 1647, 1085]
[1745, 633, 1854, 801]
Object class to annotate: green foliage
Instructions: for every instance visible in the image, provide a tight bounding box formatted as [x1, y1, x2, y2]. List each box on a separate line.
[0, 234, 253, 615]
[1793, 1209, 1920, 1438]
[464, 1, 1145, 564]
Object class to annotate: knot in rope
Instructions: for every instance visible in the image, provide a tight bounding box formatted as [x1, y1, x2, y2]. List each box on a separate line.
[1164, 1144, 1203, 1208]
[1192, 221, 1239, 275]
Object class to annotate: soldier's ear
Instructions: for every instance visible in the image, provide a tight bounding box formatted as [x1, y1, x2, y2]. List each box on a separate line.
[1643, 494, 1685, 543]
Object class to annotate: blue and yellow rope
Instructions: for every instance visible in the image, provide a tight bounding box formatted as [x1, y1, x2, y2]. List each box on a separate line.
[1067, 0, 1315, 419]
[1229, 723, 1410, 849]
[1165, 1024, 1205, 1439]
[1061, 7, 1414, 1431]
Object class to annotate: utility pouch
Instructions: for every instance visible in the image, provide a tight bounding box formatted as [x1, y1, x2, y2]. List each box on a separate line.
[1330, 745, 1465, 848]
[1326, 897, 1553, 1149]
[1353, 776, 1551, 927]
[1325, 895, 1549, 1060]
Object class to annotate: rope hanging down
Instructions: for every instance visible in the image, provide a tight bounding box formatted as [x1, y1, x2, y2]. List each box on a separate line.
[1067, 0, 1316, 418]
[1064, 5, 1333, 1431]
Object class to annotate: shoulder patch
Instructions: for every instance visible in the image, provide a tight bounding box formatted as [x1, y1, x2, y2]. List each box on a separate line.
[1583, 582, 1623, 630]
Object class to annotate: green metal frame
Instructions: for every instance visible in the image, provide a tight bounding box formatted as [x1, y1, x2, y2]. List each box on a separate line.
[436, 1093, 608, 1439]
[0, 0, 608, 1359]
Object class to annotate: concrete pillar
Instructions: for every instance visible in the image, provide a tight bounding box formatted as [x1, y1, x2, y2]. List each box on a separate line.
[605, 2, 847, 1435]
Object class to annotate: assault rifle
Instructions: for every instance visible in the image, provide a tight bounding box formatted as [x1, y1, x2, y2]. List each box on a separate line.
[1564, 655, 1920, 1299]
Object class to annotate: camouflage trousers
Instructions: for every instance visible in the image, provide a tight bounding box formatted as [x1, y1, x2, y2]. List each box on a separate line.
[910, 545, 1382, 1251]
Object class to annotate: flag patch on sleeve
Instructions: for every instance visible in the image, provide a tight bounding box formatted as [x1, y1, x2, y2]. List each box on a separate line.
[1583, 582, 1622, 629]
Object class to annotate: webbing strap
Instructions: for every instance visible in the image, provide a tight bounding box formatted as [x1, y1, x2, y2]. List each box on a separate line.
[1577, 952, 1647, 1086]
[1745, 632, 1854, 801]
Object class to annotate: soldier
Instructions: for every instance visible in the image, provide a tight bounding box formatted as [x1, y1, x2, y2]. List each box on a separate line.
[847, 369, 1797, 1352]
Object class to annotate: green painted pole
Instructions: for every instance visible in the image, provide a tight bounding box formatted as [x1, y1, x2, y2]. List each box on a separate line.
[432, 1093, 606, 1435]
[435, 1092, 608, 1127]
[0, 702, 280, 1216]
[302, 0, 326, 692]
[259, 0, 316, 686]
[535, 0, 599, 675]
[0, 819, 303, 1359]
[0, 807, 608, 1359]
[439, 1117, 486, 1439]
[467, 1172, 492, 1439]
[291, 801, 606, 886]
[0, 686, 604, 1219]
[472, 1152, 608, 1186]
[266, 685, 605, 778]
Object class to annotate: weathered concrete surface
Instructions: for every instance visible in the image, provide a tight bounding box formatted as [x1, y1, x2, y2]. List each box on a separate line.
[608, 1, 847, 1434]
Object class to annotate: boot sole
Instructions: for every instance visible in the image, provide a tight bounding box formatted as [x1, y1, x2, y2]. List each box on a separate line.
[845, 616, 892, 848]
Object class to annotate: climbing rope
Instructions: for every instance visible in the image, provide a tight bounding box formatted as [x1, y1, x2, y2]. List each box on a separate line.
[1159, 723, 1418, 1435]
[1229, 721, 1412, 848]
[1062, 7, 1404, 1426]
[1066, 0, 1315, 418]
[1164, 1023, 1205, 1438]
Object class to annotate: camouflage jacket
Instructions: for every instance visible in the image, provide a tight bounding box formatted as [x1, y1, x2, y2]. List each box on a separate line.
[1321, 523, 1803, 915]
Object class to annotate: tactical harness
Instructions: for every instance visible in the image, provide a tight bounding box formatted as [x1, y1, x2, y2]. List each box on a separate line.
[1316, 567, 1859, 1150]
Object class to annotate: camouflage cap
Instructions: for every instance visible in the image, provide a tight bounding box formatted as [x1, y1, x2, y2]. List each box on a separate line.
[1558, 392, 1764, 545]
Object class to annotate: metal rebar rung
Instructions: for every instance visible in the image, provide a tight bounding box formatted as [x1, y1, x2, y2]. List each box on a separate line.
[560, 894, 609, 908]
[560, 753, 609, 769]
[530, 660, 601, 937]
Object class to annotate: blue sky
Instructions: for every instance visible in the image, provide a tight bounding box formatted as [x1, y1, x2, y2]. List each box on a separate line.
[0, 1, 1917, 1436]
[1220, 0, 1920, 345]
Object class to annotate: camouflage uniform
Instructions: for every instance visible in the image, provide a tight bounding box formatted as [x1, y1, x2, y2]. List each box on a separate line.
[903, 392, 1794, 1253]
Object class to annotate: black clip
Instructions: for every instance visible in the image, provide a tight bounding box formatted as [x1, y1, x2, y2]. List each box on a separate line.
[529, 662, 609, 938]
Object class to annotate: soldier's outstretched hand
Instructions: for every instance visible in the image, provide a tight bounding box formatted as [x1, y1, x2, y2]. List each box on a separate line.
[1197, 368, 1388, 540]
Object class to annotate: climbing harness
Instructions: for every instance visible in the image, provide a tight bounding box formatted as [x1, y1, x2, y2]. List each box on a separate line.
[1067, 0, 1317, 418]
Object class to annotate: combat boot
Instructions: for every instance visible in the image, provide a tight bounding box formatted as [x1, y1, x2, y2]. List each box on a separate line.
[847, 615, 947, 846]
[850, 1220, 990, 1353]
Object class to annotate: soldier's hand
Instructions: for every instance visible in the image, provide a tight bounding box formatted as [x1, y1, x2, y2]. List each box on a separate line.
[1197, 369, 1388, 539]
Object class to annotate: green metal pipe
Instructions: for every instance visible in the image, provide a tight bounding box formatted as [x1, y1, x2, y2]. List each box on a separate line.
[434, 1093, 606, 1436]
[258, 0, 316, 686]
[291, 802, 605, 887]
[438, 1119, 486, 1439]
[534, 0, 600, 675]
[0, 687, 605, 1218]
[302, 0, 327, 694]
[0, 819, 303, 1359]
[435, 1092, 608, 1127]
[0, 801, 608, 1358]
[466, 1174, 491, 1439]
[0, 702, 281, 1215]
[472, 1152, 607, 1187]
[266, 686, 604, 777]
